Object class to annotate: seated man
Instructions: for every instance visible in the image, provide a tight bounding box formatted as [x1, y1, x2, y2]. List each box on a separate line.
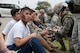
[2, 9, 21, 38]
[29, 9, 58, 53]
[6, 7, 46, 53]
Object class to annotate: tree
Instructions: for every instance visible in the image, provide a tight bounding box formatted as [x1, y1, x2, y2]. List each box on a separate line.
[35, 1, 51, 10]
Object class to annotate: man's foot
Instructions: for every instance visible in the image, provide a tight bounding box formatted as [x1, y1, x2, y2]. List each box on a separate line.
[50, 50, 58, 53]
[59, 47, 66, 51]
[51, 45, 58, 49]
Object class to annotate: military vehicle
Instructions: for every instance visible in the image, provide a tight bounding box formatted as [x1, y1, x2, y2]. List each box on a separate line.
[65, 0, 80, 13]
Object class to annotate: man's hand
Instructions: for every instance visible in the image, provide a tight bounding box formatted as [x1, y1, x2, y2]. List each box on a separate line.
[31, 33, 37, 37]
[53, 26, 61, 32]
[55, 26, 61, 29]
[41, 29, 48, 35]
[8, 50, 14, 53]
[53, 28, 58, 32]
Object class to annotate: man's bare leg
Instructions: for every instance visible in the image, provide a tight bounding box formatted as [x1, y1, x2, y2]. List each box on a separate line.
[38, 35, 53, 52]
[0, 33, 7, 51]
[0, 33, 14, 53]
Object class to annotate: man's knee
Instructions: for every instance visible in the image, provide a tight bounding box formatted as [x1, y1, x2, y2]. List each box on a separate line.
[29, 37, 39, 43]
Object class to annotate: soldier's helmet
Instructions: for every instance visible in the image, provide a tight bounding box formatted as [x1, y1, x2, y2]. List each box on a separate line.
[47, 7, 53, 14]
[40, 9, 45, 13]
[53, 2, 68, 14]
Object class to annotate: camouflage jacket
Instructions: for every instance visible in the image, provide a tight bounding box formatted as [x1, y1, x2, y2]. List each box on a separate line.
[28, 21, 42, 34]
[51, 13, 62, 27]
[72, 16, 80, 53]
[56, 11, 74, 37]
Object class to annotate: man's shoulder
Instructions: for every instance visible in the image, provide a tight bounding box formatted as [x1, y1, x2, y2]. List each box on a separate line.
[64, 11, 74, 21]
[12, 20, 23, 29]
[7, 20, 16, 25]
[65, 11, 73, 17]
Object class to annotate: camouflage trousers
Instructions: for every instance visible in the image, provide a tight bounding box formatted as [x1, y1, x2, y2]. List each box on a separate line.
[68, 37, 75, 53]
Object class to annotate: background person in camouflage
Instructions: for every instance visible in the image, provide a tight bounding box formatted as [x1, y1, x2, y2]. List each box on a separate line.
[38, 9, 49, 26]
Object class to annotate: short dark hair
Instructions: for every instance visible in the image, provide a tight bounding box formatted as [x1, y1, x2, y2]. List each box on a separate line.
[21, 7, 31, 12]
[30, 9, 35, 13]
[11, 9, 20, 17]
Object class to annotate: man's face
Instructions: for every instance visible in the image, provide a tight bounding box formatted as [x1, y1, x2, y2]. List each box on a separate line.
[21, 10, 31, 22]
[31, 12, 37, 20]
[60, 9, 67, 17]
[15, 10, 21, 21]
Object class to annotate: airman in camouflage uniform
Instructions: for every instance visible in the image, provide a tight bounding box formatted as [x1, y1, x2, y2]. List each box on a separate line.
[71, 15, 80, 53]
[52, 2, 74, 51]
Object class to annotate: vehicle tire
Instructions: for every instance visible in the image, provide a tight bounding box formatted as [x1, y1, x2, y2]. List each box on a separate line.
[0, 14, 1, 17]
[0, 22, 2, 26]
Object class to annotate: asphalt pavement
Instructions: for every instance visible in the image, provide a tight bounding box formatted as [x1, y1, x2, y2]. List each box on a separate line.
[0, 17, 12, 32]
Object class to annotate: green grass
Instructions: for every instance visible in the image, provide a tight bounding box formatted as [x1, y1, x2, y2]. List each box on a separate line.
[52, 39, 69, 53]
[14, 39, 69, 53]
